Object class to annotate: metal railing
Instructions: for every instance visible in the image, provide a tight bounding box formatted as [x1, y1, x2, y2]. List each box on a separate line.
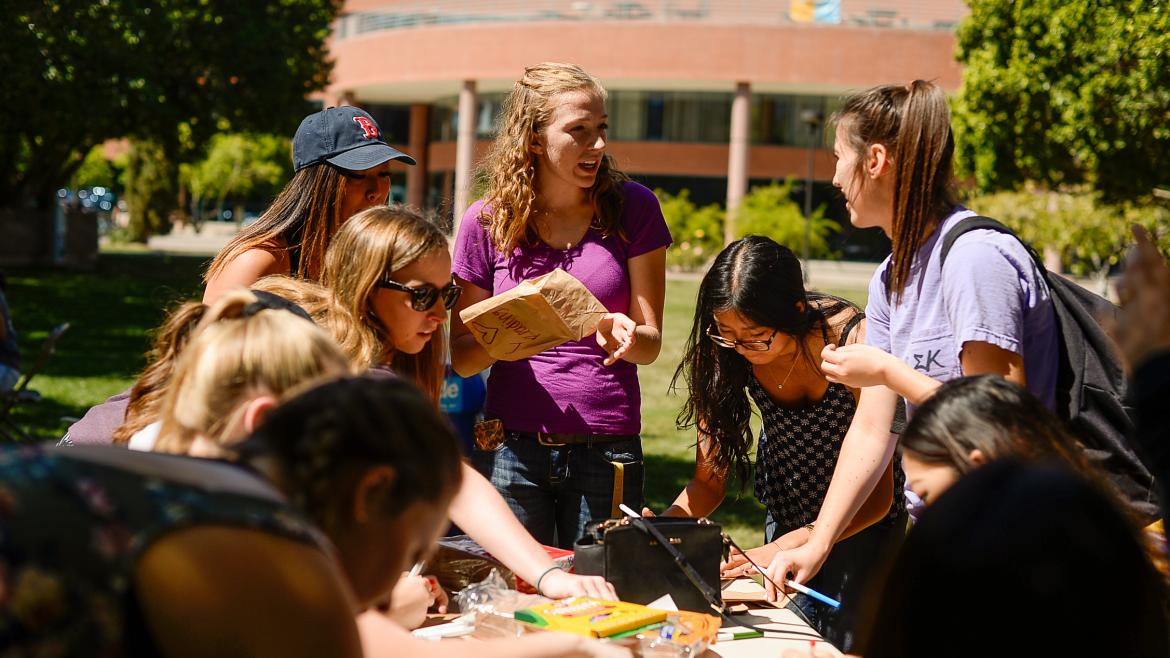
[334, 1, 968, 39]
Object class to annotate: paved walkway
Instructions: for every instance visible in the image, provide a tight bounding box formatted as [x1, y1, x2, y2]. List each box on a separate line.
[135, 223, 1111, 297]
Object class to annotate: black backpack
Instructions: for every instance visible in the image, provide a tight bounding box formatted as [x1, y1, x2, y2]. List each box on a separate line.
[940, 216, 1160, 522]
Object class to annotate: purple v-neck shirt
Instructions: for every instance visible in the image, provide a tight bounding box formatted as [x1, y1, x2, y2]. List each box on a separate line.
[453, 182, 671, 435]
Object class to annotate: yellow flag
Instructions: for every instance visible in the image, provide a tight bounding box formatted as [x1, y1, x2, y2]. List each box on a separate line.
[789, 0, 814, 23]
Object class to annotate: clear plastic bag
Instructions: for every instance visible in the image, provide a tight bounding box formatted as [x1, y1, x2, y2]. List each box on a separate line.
[454, 569, 713, 655]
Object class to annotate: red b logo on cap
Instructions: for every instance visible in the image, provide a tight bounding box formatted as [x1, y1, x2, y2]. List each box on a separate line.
[353, 116, 380, 140]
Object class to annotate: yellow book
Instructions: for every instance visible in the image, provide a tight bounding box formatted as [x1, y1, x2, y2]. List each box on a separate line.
[514, 597, 668, 638]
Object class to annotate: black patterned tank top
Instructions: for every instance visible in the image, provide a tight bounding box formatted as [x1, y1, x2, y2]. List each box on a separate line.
[749, 378, 905, 535]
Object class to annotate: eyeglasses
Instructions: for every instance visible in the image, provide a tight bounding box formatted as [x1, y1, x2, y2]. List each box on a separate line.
[706, 328, 778, 352]
[378, 275, 462, 312]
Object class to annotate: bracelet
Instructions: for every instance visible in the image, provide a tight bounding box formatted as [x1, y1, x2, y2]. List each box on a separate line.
[803, 522, 815, 534]
[534, 564, 565, 596]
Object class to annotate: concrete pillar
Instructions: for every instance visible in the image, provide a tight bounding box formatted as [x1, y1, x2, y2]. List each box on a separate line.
[406, 103, 430, 209]
[453, 80, 478, 236]
[725, 82, 751, 246]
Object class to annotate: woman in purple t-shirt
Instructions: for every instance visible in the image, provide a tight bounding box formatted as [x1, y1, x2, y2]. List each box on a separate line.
[763, 81, 1061, 599]
[451, 63, 671, 548]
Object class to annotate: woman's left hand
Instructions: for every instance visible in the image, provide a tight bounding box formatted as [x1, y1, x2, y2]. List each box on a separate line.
[820, 343, 898, 388]
[597, 313, 637, 366]
[537, 568, 618, 600]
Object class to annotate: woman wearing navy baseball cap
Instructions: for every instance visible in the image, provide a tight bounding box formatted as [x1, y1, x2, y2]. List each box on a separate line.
[204, 106, 416, 303]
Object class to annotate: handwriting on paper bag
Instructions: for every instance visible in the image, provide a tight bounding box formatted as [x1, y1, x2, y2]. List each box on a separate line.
[489, 310, 540, 340]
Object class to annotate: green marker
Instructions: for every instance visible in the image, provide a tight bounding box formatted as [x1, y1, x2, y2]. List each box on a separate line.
[717, 629, 764, 641]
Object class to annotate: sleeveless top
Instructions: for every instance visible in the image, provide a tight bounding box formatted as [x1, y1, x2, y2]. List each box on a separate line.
[748, 317, 906, 535]
[0, 445, 327, 656]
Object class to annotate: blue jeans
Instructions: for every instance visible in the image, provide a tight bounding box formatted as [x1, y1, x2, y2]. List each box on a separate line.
[472, 433, 644, 549]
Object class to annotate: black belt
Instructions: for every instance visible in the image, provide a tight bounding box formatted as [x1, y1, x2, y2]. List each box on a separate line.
[507, 430, 636, 446]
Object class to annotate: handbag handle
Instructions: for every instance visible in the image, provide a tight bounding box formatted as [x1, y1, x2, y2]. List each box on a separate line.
[618, 505, 726, 615]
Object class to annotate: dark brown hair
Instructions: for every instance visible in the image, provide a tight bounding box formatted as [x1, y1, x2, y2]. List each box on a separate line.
[837, 80, 957, 303]
[205, 164, 352, 283]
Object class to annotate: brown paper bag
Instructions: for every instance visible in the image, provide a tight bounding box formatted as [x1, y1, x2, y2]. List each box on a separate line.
[458, 268, 609, 361]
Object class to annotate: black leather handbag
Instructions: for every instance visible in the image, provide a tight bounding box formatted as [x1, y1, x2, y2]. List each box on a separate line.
[573, 516, 728, 612]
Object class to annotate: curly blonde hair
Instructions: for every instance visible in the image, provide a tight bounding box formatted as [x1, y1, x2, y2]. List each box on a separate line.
[479, 62, 629, 255]
[320, 205, 449, 403]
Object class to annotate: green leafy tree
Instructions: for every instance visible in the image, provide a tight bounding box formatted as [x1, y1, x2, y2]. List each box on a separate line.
[71, 146, 118, 190]
[124, 140, 176, 241]
[656, 188, 725, 271]
[734, 179, 840, 259]
[1, 0, 339, 234]
[182, 133, 290, 228]
[953, 1, 1170, 202]
[963, 187, 1170, 285]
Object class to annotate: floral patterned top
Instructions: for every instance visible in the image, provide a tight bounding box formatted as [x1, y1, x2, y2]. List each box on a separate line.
[0, 444, 327, 656]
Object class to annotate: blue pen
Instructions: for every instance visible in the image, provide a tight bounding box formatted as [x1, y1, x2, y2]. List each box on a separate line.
[784, 579, 840, 609]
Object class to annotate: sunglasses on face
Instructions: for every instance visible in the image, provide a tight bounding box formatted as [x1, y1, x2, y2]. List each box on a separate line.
[378, 275, 462, 311]
[705, 327, 778, 352]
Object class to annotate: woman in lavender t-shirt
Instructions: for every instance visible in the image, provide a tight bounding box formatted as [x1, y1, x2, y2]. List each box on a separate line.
[450, 63, 670, 548]
[762, 81, 1061, 597]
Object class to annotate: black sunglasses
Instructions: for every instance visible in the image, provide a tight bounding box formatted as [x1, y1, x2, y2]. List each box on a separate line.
[378, 275, 462, 312]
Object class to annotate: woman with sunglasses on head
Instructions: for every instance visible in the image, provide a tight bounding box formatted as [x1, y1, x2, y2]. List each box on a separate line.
[203, 106, 416, 304]
[319, 204, 617, 603]
[656, 236, 904, 651]
[450, 63, 670, 548]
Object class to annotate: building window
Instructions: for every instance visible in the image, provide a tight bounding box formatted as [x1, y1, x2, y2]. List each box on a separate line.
[752, 94, 842, 147]
[429, 93, 508, 142]
[363, 104, 413, 144]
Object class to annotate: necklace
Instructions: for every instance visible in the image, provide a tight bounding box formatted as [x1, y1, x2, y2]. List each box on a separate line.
[775, 355, 800, 390]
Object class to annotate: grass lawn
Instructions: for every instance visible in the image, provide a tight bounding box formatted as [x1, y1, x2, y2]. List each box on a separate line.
[4, 253, 866, 547]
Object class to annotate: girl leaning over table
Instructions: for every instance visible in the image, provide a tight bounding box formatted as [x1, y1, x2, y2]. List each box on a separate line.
[450, 63, 671, 549]
[765, 80, 1067, 603]
[656, 236, 905, 652]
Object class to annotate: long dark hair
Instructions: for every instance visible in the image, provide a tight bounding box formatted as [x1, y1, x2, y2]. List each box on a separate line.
[672, 236, 857, 485]
[205, 163, 352, 283]
[836, 80, 957, 304]
[861, 460, 1168, 658]
[901, 375, 1088, 475]
[234, 376, 463, 537]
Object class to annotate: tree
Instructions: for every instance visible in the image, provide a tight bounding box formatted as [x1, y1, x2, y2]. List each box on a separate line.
[953, 1, 1170, 202]
[71, 146, 118, 190]
[1, 1, 339, 228]
[124, 140, 176, 241]
[964, 187, 1170, 287]
[656, 188, 725, 271]
[181, 133, 290, 229]
[734, 179, 840, 259]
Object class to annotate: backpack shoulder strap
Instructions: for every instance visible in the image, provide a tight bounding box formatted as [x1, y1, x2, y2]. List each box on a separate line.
[939, 215, 1045, 273]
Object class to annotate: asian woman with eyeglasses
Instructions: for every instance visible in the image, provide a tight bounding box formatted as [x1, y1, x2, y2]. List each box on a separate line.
[654, 236, 906, 651]
[318, 204, 619, 606]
